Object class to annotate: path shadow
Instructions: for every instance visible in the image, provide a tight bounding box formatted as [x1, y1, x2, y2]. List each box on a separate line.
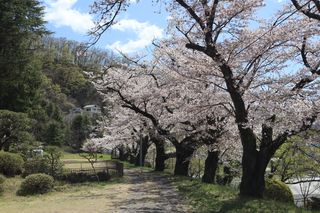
[112, 169, 191, 213]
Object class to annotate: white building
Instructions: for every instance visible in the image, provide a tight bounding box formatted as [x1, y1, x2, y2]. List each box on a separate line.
[83, 105, 101, 115]
[66, 105, 101, 122]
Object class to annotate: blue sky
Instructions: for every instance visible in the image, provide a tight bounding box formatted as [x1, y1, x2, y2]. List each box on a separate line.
[43, 0, 286, 54]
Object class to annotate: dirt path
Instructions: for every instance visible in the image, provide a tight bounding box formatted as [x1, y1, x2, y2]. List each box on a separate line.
[0, 169, 191, 213]
[104, 168, 191, 212]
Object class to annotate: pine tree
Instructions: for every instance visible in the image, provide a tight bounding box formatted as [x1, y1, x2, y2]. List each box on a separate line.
[0, 0, 48, 112]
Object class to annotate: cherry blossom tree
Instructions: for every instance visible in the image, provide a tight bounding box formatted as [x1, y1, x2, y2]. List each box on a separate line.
[162, 0, 320, 197]
[291, 0, 320, 21]
[89, 0, 320, 198]
[89, 52, 233, 176]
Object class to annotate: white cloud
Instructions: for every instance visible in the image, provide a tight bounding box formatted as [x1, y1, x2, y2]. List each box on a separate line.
[107, 19, 164, 53]
[44, 0, 94, 34]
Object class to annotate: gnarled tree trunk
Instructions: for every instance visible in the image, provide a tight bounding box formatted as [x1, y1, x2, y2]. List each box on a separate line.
[240, 150, 268, 197]
[239, 125, 285, 197]
[174, 143, 195, 176]
[202, 150, 219, 183]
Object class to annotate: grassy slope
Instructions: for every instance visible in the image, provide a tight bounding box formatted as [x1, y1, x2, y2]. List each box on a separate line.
[169, 176, 319, 213]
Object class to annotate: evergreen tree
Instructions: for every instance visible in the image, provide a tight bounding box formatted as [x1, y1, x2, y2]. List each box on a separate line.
[69, 115, 91, 151]
[0, 110, 32, 151]
[45, 121, 65, 146]
[0, 0, 47, 112]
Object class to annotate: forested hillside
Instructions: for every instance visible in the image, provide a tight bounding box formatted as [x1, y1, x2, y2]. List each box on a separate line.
[0, 0, 114, 154]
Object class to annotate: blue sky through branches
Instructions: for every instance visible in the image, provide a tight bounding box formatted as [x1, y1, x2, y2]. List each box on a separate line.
[43, 0, 286, 54]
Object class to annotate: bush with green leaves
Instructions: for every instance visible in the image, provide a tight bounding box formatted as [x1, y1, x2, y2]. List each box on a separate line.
[216, 166, 235, 186]
[43, 146, 63, 178]
[264, 178, 294, 203]
[0, 151, 24, 176]
[17, 173, 54, 196]
[58, 171, 110, 183]
[22, 147, 63, 178]
[0, 110, 32, 151]
[22, 157, 50, 178]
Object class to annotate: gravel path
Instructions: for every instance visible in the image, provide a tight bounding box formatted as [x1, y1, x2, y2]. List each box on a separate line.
[106, 168, 192, 213]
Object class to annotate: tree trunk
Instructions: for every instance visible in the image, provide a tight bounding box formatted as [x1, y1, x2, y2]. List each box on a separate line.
[174, 144, 195, 176]
[202, 150, 219, 183]
[135, 136, 150, 166]
[239, 123, 284, 197]
[240, 147, 272, 197]
[154, 141, 166, 171]
[118, 146, 129, 161]
[129, 155, 136, 164]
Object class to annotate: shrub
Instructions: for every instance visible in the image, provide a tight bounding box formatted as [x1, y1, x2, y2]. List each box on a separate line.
[216, 166, 234, 186]
[43, 146, 63, 178]
[17, 173, 54, 196]
[58, 171, 110, 183]
[22, 147, 63, 178]
[0, 174, 5, 184]
[264, 178, 294, 203]
[22, 157, 50, 178]
[0, 151, 24, 176]
[0, 174, 6, 194]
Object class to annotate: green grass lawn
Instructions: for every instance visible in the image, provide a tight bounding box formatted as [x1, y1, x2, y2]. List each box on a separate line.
[59, 146, 143, 170]
[0, 175, 128, 213]
[61, 151, 112, 160]
[170, 176, 319, 213]
[60, 150, 139, 170]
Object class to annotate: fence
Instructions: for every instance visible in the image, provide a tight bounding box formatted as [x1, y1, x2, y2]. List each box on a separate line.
[62, 160, 123, 177]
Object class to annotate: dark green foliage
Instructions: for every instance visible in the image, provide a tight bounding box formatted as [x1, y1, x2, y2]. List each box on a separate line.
[40, 36, 107, 108]
[0, 110, 32, 151]
[216, 166, 235, 186]
[69, 115, 91, 150]
[45, 121, 65, 146]
[0, 174, 5, 194]
[28, 100, 67, 146]
[22, 147, 63, 178]
[17, 173, 54, 196]
[22, 157, 50, 178]
[264, 178, 294, 203]
[43, 146, 63, 177]
[10, 139, 43, 161]
[0, 174, 5, 184]
[39, 77, 73, 112]
[42, 62, 102, 107]
[58, 171, 110, 183]
[308, 197, 320, 210]
[0, 0, 47, 112]
[43, 63, 87, 97]
[0, 151, 24, 176]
